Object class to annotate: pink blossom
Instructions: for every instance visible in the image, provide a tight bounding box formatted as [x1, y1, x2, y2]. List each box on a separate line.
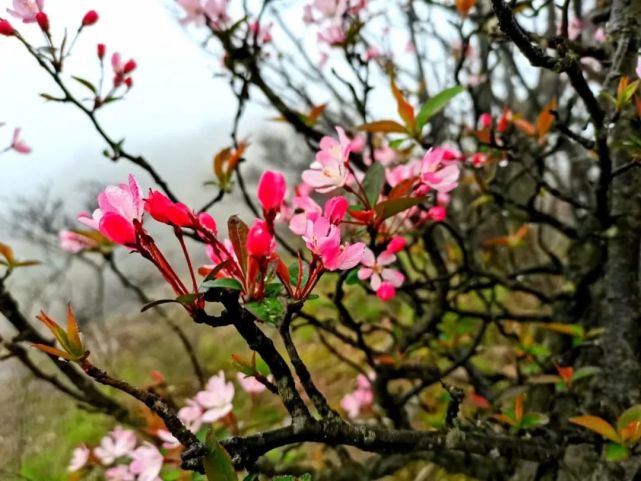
[324, 195, 349, 224]
[105, 465, 135, 481]
[289, 192, 322, 235]
[196, 371, 235, 423]
[59, 230, 100, 253]
[246, 219, 275, 258]
[363, 46, 380, 62]
[373, 145, 397, 166]
[302, 127, 351, 193]
[358, 248, 404, 298]
[405, 40, 416, 53]
[144, 190, 194, 227]
[317, 228, 365, 271]
[10, 128, 31, 154]
[340, 373, 374, 418]
[94, 426, 137, 465]
[376, 282, 396, 301]
[594, 27, 606, 43]
[129, 443, 163, 481]
[177, 398, 205, 432]
[257, 170, 287, 211]
[636, 57, 641, 80]
[249, 20, 273, 44]
[7, 0, 43, 23]
[236, 372, 271, 394]
[568, 18, 583, 40]
[317, 24, 346, 46]
[479, 113, 492, 129]
[470, 152, 487, 168]
[385, 160, 420, 188]
[78, 175, 143, 245]
[420, 148, 460, 193]
[68, 445, 90, 472]
[311, 0, 347, 18]
[177, 0, 228, 28]
[426, 206, 446, 222]
[156, 429, 180, 450]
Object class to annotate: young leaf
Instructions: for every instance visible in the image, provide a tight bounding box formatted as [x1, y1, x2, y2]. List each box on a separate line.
[617, 405, 641, 437]
[362, 162, 385, 207]
[65, 304, 83, 356]
[357, 120, 407, 134]
[605, 443, 629, 462]
[415, 85, 465, 132]
[569, 415, 621, 443]
[140, 298, 185, 312]
[455, 0, 476, 16]
[71, 76, 97, 94]
[391, 78, 415, 130]
[203, 429, 237, 481]
[375, 197, 425, 222]
[536, 98, 557, 141]
[228, 216, 249, 277]
[202, 278, 243, 291]
[31, 344, 74, 361]
[245, 298, 285, 324]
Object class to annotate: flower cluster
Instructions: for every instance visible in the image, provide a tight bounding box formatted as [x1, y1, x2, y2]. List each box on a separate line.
[68, 426, 164, 481]
[340, 373, 374, 419]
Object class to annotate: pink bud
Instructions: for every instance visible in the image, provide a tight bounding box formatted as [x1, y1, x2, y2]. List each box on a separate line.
[197, 212, 217, 236]
[426, 206, 446, 222]
[257, 171, 286, 211]
[324, 196, 348, 224]
[246, 219, 274, 258]
[82, 10, 99, 27]
[144, 190, 194, 227]
[415, 184, 430, 196]
[124, 77, 133, 89]
[376, 282, 396, 301]
[0, 19, 15, 36]
[97, 43, 106, 60]
[479, 113, 492, 129]
[386, 236, 406, 254]
[36, 12, 49, 32]
[123, 59, 137, 74]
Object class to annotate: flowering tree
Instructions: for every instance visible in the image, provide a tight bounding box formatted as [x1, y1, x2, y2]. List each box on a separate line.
[2, 0, 641, 480]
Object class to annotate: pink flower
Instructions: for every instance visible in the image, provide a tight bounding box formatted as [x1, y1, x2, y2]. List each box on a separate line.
[386, 236, 406, 254]
[144, 190, 194, 227]
[420, 148, 460, 193]
[426, 206, 446, 222]
[156, 429, 180, 449]
[358, 248, 404, 298]
[340, 373, 374, 418]
[105, 465, 135, 481]
[363, 46, 380, 62]
[246, 219, 275, 258]
[317, 24, 346, 46]
[7, 0, 43, 23]
[236, 372, 271, 394]
[594, 27, 606, 43]
[178, 398, 205, 432]
[302, 216, 364, 270]
[385, 160, 420, 187]
[178, 0, 228, 28]
[249, 20, 273, 44]
[195, 371, 235, 423]
[257, 170, 287, 212]
[302, 127, 351, 193]
[289, 188, 322, 235]
[129, 443, 163, 481]
[479, 113, 492, 129]
[373, 145, 397, 166]
[10, 128, 31, 154]
[59, 230, 100, 253]
[94, 426, 137, 465]
[636, 57, 641, 80]
[311, 0, 347, 18]
[78, 175, 143, 245]
[68, 445, 90, 472]
[324, 195, 349, 224]
[568, 18, 583, 40]
[470, 152, 487, 168]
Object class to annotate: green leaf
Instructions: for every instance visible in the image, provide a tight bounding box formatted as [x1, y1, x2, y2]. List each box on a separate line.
[571, 366, 600, 383]
[71, 75, 97, 94]
[362, 162, 385, 207]
[345, 268, 361, 285]
[202, 278, 243, 291]
[604, 443, 629, 462]
[388, 138, 406, 149]
[299, 474, 312, 481]
[375, 197, 426, 222]
[177, 293, 198, 305]
[245, 298, 285, 324]
[265, 282, 283, 297]
[520, 412, 549, 429]
[288, 261, 309, 287]
[255, 355, 271, 377]
[140, 298, 184, 312]
[203, 429, 238, 481]
[242, 475, 258, 481]
[415, 85, 465, 132]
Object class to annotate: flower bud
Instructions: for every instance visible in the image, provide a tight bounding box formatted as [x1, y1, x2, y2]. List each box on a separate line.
[197, 212, 217, 237]
[257, 170, 286, 211]
[386, 236, 406, 254]
[426, 206, 446, 222]
[36, 12, 49, 32]
[0, 19, 15, 36]
[97, 43, 106, 60]
[82, 10, 99, 27]
[376, 282, 396, 301]
[144, 190, 194, 227]
[324, 195, 348, 224]
[246, 219, 274, 258]
[479, 112, 492, 129]
[124, 77, 133, 89]
[123, 59, 137, 74]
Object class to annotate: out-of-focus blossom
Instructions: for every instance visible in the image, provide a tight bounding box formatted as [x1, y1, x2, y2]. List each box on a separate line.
[479, 113, 492, 129]
[196, 371, 235, 423]
[340, 373, 374, 418]
[156, 429, 180, 450]
[105, 465, 135, 481]
[310, 0, 347, 18]
[385, 160, 420, 188]
[420, 148, 460, 193]
[289, 191, 322, 235]
[129, 443, 163, 481]
[7, 0, 43, 23]
[10, 128, 31, 154]
[246, 219, 275, 258]
[94, 426, 137, 465]
[470, 152, 488, 168]
[568, 17, 583, 40]
[177, 398, 205, 432]
[249, 20, 273, 44]
[78, 175, 143, 245]
[636, 57, 641, 79]
[144, 190, 194, 227]
[376, 282, 396, 301]
[426, 206, 446, 222]
[68, 445, 90, 472]
[257, 171, 287, 212]
[111, 53, 137, 88]
[387, 236, 406, 254]
[59, 230, 100, 253]
[0, 19, 15, 35]
[177, 0, 228, 29]
[362, 46, 380, 62]
[82, 10, 99, 27]
[594, 27, 606, 43]
[358, 248, 404, 299]
[317, 24, 346, 46]
[302, 127, 351, 193]
[237, 372, 271, 394]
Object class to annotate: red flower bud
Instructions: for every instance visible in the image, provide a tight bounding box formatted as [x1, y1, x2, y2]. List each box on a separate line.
[324, 195, 348, 224]
[82, 10, 99, 27]
[0, 19, 15, 36]
[36, 12, 49, 32]
[124, 77, 133, 89]
[197, 212, 217, 237]
[386, 236, 406, 254]
[123, 59, 137, 74]
[246, 219, 274, 258]
[376, 282, 396, 301]
[97, 43, 106, 60]
[144, 190, 194, 227]
[257, 170, 286, 211]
